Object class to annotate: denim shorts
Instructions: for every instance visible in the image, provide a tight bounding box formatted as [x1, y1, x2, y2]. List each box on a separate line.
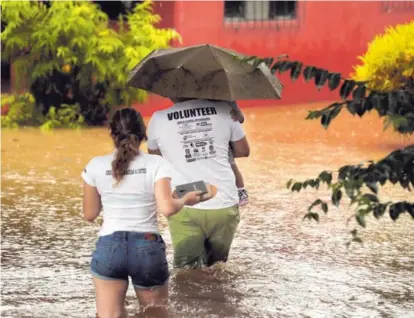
[90, 231, 169, 289]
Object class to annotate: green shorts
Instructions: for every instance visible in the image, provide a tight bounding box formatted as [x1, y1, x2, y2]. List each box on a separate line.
[168, 205, 240, 268]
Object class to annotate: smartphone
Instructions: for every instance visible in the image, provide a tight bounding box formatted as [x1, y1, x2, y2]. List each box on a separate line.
[175, 181, 208, 198]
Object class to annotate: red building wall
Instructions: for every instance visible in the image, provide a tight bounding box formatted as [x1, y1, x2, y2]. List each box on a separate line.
[134, 1, 414, 116]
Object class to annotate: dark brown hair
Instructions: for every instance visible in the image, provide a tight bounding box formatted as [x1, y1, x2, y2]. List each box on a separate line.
[110, 108, 147, 184]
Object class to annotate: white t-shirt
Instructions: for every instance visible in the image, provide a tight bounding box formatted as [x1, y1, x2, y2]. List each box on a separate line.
[81, 151, 171, 236]
[147, 99, 246, 210]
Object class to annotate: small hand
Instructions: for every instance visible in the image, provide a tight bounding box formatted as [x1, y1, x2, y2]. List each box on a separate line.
[230, 108, 245, 124]
[199, 183, 216, 202]
[182, 191, 203, 206]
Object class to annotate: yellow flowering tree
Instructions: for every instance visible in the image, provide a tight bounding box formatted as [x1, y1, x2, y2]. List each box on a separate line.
[353, 21, 414, 92]
[1, 0, 180, 126]
[245, 21, 413, 241]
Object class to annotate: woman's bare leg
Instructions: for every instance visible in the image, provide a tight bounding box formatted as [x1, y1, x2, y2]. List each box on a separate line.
[93, 277, 128, 318]
[134, 285, 169, 317]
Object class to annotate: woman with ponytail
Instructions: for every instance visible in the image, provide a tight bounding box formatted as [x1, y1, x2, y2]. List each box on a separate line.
[81, 108, 210, 317]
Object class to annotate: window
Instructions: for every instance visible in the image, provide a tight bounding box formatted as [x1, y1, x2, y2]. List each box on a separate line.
[224, 1, 297, 21]
[224, 1, 245, 19]
[269, 1, 297, 19]
[381, 0, 414, 12]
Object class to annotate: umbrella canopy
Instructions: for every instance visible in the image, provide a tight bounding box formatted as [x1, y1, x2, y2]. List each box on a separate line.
[127, 44, 283, 101]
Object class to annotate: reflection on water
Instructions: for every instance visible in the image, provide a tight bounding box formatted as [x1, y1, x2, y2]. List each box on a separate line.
[1, 103, 414, 317]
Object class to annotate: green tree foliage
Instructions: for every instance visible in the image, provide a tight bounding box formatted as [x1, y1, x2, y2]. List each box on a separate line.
[242, 31, 413, 241]
[1, 0, 179, 125]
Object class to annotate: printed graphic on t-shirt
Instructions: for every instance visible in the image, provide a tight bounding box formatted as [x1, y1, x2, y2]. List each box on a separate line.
[105, 168, 147, 176]
[167, 107, 218, 163]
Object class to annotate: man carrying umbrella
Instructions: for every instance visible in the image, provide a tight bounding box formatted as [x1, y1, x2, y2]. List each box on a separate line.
[128, 44, 282, 268]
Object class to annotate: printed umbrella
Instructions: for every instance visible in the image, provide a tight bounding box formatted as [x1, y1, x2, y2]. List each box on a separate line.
[127, 44, 283, 101]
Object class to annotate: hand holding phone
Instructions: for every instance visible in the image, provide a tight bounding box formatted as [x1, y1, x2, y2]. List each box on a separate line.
[174, 181, 217, 203]
[182, 191, 203, 206]
[175, 181, 208, 198]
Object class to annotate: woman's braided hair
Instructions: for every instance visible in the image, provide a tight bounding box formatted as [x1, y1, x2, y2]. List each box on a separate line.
[110, 108, 147, 185]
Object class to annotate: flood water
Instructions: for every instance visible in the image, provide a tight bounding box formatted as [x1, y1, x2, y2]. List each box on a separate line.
[1, 103, 414, 318]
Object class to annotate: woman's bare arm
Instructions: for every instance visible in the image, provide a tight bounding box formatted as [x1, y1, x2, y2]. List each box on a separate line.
[154, 178, 202, 217]
[83, 182, 102, 222]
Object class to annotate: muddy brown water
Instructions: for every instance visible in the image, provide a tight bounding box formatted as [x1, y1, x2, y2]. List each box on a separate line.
[1, 103, 413, 318]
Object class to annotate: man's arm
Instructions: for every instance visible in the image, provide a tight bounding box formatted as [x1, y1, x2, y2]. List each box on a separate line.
[229, 113, 250, 158]
[230, 136, 250, 158]
[147, 113, 163, 156]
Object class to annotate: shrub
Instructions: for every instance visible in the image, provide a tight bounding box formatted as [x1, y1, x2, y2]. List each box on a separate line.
[40, 104, 85, 131]
[1, 92, 85, 130]
[1, 93, 42, 128]
[1, 0, 180, 126]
